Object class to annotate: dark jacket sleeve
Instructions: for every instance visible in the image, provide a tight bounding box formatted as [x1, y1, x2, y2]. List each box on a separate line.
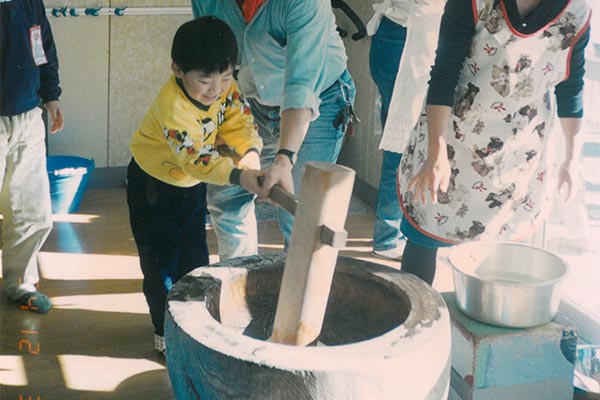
[36, 0, 61, 103]
[555, 25, 590, 118]
[426, 0, 475, 106]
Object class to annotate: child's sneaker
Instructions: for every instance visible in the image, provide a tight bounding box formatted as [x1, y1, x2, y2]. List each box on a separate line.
[155, 334, 166, 355]
[17, 291, 52, 314]
[372, 236, 408, 261]
[372, 243, 406, 261]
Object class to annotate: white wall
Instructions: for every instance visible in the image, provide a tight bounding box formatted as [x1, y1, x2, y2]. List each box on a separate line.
[46, 1, 381, 194]
[46, 1, 191, 173]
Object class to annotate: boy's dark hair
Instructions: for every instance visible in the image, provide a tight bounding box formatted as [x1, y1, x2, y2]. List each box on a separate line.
[171, 16, 238, 74]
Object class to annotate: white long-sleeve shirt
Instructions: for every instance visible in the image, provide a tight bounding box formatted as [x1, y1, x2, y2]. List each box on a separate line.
[369, 0, 446, 153]
[366, 0, 429, 35]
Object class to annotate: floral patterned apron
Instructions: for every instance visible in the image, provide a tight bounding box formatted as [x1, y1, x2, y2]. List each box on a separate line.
[398, 0, 591, 244]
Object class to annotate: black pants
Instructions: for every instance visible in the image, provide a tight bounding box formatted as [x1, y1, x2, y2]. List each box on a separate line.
[127, 159, 209, 336]
[401, 240, 439, 285]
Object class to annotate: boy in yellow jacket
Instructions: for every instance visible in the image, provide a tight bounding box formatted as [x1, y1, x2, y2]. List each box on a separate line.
[127, 16, 263, 354]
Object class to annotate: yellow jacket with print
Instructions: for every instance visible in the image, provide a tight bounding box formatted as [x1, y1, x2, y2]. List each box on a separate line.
[130, 75, 262, 187]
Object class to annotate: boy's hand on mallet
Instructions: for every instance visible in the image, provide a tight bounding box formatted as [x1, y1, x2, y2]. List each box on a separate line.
[240, 169, 265, 195]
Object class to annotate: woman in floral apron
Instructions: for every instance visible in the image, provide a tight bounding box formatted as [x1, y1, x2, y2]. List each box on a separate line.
[397, 0, 591, 284]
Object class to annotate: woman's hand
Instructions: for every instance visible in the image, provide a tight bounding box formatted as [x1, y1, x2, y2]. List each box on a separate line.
[410, 105, 453, 205]
[558, 117, 582, 205]
[408, 152, 451, 205]
[558, 160, 575, 204]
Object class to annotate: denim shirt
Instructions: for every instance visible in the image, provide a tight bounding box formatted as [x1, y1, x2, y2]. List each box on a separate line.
[191, 0, 348, 118]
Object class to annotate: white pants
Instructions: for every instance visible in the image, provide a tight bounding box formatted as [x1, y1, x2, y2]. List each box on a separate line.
[0, 108, 53, 299]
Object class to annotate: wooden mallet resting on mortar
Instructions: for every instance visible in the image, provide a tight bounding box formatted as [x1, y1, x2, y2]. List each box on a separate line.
[217, 145, 356, 346]
[264, 161, 355, 346]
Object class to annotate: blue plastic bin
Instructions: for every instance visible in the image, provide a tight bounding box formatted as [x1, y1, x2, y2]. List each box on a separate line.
[47, 155, 95, 213]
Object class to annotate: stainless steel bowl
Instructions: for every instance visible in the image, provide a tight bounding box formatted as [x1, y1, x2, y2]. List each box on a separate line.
[447, 242, 569, 328]
[574, 345, 600, 398]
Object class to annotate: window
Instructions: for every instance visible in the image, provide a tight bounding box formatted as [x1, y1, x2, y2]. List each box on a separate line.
[544, 3, 600, 344]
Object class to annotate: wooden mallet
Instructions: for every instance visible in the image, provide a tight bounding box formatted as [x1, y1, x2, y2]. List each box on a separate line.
[267, 161, 355, 346]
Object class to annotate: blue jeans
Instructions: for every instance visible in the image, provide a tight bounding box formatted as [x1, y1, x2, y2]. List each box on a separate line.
[207, 70, 356, 257]
[373, 151, 404, 251]
[127, 159, 209, 336]
[369, 17, 407, 252]
[206, 182, 258, 260]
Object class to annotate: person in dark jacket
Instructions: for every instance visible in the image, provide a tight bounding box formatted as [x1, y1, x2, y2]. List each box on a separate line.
[0, 0, 64, 313]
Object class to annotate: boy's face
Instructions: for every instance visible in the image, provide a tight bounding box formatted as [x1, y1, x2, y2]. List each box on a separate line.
[172, 63, 234, 106]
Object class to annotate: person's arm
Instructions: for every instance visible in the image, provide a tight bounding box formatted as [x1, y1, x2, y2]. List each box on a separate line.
[36, 0, 63, 133]
[238, 169, 265, 194]
[409, 105, 452, 204]
[260, 108, 312, 195]
[557, 117, 582, 203]
[44, 100, 64, 134]
[554, 25, 590, 118]
[217, 83, 263, 170]
[155, 94, 239, 186]
[258, 0, 336, 197]
[426, 0, 474, 107]
[554, 24, 590, 203]
[409, 0, 474, 204]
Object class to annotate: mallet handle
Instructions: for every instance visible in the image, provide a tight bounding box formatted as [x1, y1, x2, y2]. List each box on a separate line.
[270, 162, 355, 346]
